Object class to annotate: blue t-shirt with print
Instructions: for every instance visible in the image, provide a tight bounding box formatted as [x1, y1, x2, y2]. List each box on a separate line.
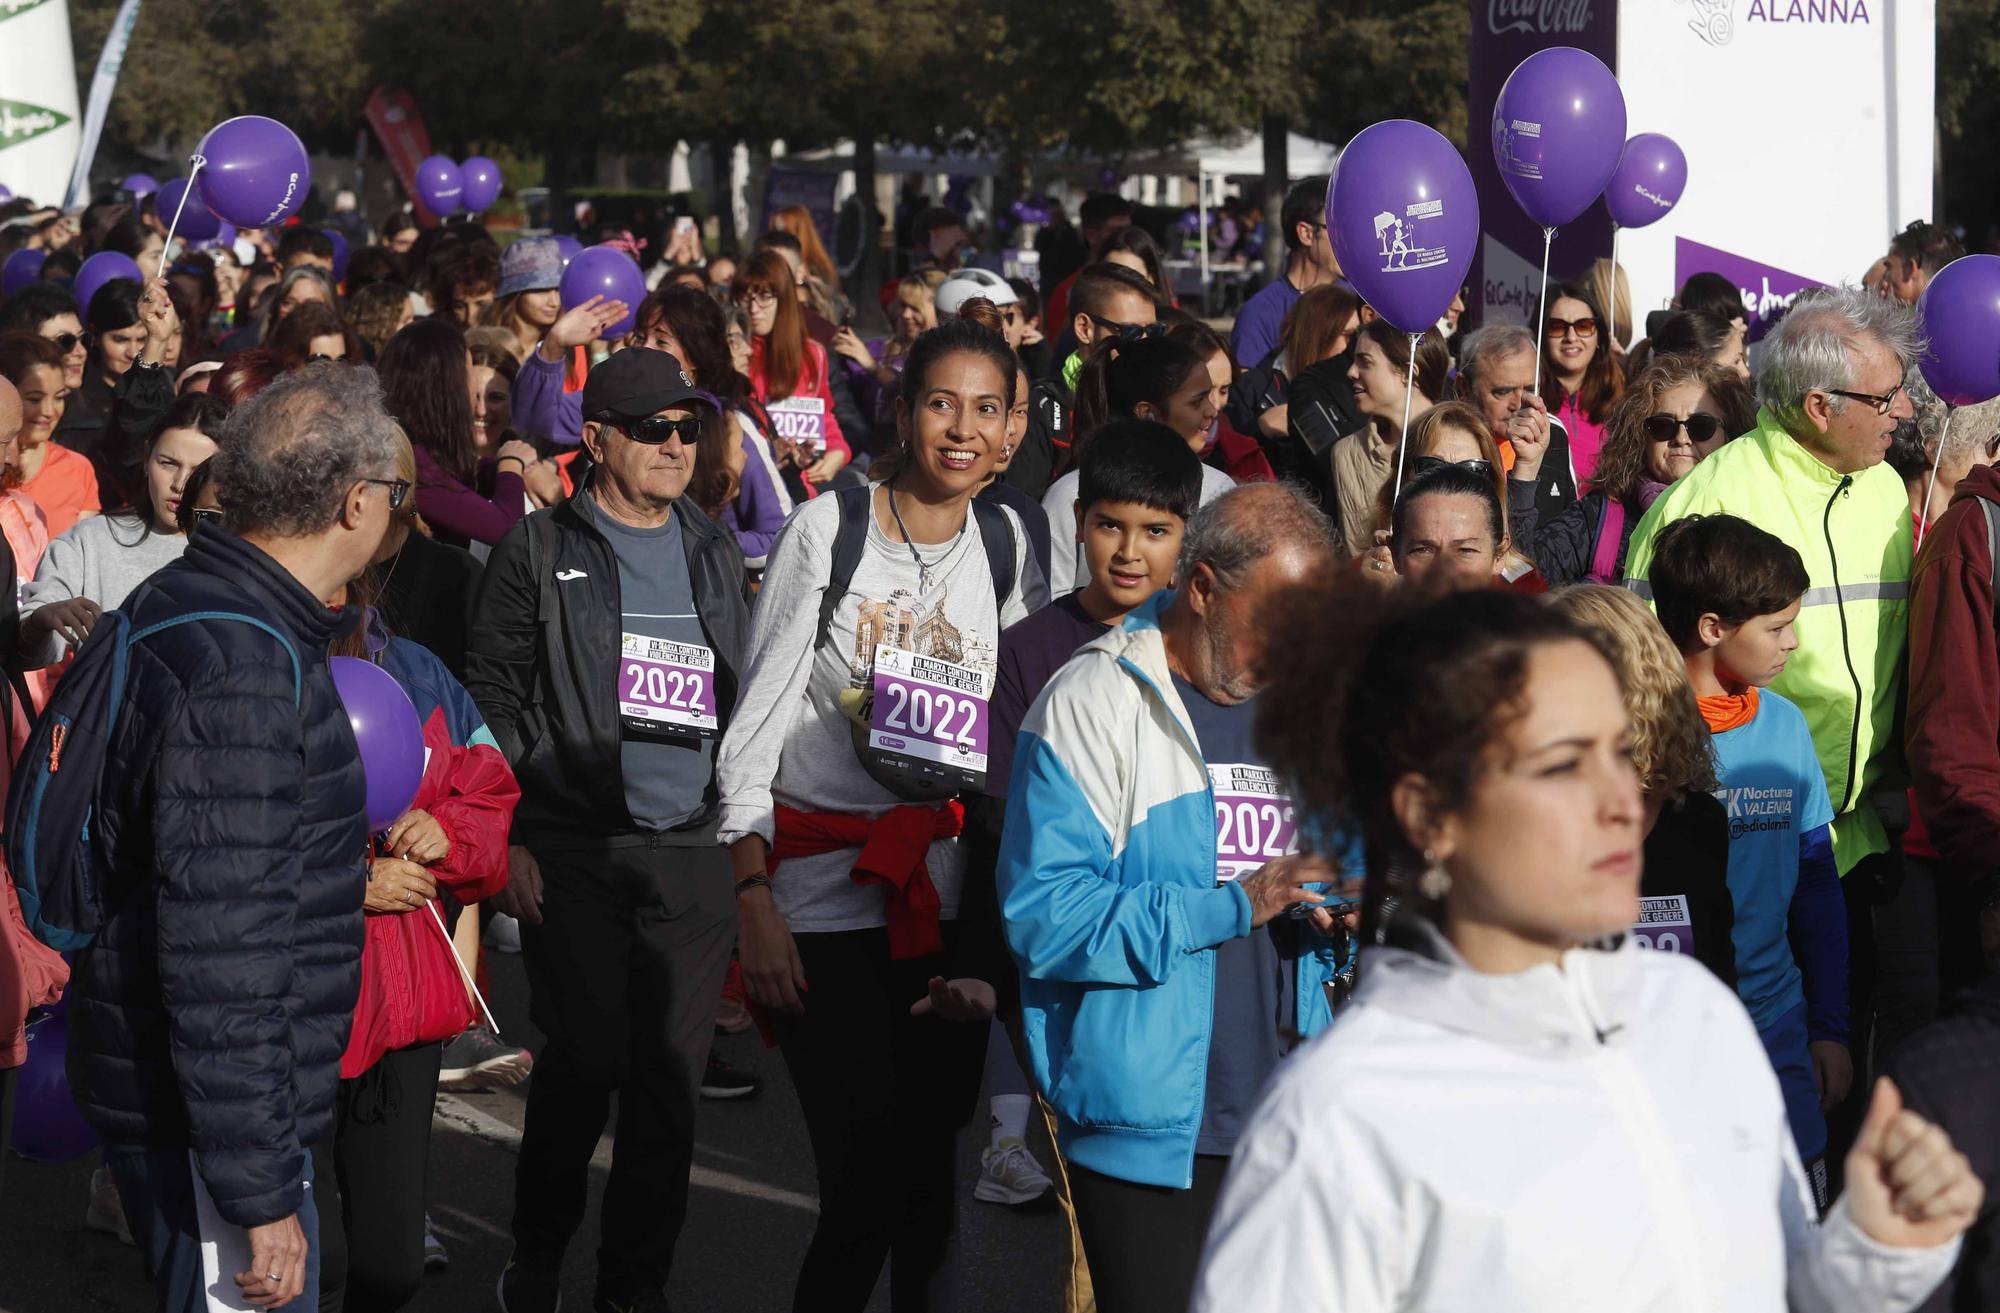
[1711, 689, 1835, 1033]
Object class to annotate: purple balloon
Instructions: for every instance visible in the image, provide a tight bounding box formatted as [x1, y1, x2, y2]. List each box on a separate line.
[414, 155, 464, 216]
[73, 251, 144, 316]
[555, 235, 584, 265]
[1917, 255, 2000, 408]
[1605, 133, 1688, 230]
[209, 221, 238, 252]
[122, 173, 160, 198]
[156, 176, 222, 244]
[0, 184, 11, 202]
[1492, 47, 1628, 228]
[3, 248, 46, 298]
[1327, 119, 1481, 335]
[460, 156, 502, 213]
[197, 115, 312, 229]
[330, 656, 427, 831]
[560, 246, 646, 339]
[326, 228, 350, 283]
[10, 1011, 98, 1162]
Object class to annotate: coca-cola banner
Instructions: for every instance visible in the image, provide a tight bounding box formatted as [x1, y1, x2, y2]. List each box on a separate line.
[1468, 1, 1619, 329]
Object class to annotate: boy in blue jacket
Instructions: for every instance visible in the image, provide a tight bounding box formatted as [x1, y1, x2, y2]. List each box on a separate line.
[1650, 513, 1850, 1203]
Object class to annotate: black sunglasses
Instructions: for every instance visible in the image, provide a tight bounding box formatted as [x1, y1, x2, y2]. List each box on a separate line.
[1086, 314, 1166, 344]
[619, 415, 703, 445]
[191, 507, 224, 525]
[1411, 455, 1493, 478]
[360, 477, 411, 510]
[47, 332, 82, 354]
[1641, 412, 1725, 444]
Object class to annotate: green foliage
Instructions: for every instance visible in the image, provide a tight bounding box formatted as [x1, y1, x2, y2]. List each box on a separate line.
[1298, 1, 1471, 148]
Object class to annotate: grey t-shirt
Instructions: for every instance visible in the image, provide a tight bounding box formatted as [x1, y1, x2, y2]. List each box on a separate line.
[596, 506, 715, 831]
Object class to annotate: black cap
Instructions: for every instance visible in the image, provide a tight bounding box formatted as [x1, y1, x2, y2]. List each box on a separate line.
[581, 347, 717, 423]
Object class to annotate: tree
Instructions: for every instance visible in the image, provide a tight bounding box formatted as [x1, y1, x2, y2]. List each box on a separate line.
[1936, 0, 2000, 241]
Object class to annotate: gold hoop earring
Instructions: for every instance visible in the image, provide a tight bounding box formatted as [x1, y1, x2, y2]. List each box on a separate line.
[1417, 849, 1452, 901]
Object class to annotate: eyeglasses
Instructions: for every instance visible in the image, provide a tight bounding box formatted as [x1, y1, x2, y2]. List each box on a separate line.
[46, 332, 82, 354]
[740, 289, 778, 309]
[1825, 385, 1905, 416]
[1641, 412, 1726, 444]
[1545, 316, 1598, 340]
[360, 477, 411, 510]
[1410, 455, 1493, 478]
[1086, 314, 1166, 343]
[620, 415, 703, 445]
[191, 507, 224, 526]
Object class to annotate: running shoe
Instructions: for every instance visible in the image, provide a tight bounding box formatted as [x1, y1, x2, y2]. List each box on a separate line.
[423, 1211, 449, 1271]
[496, 1252, 561, 1313]
[439, 1026, 535, 1091]
[484, 911, 523, 955]
[698, 1051, 762, 1100]
[84, 1164, 134, 1245]
[973, 1136, 1056, 1207]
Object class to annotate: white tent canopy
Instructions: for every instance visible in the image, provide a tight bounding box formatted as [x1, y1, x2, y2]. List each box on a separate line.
[1122, 130, 1340, 181]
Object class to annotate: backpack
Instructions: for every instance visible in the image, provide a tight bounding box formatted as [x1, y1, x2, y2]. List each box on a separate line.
[817, 483, 1016, 800]
[6, 609, 301, 951]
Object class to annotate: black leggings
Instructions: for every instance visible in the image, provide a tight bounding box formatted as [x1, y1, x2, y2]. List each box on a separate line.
[774, 927, 988, 1313]
[332, 1042, 442, 1312]
[1069, 1156, 1230, 1313]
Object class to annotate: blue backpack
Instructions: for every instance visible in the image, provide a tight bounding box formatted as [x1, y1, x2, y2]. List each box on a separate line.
[5, 608, 300, 951]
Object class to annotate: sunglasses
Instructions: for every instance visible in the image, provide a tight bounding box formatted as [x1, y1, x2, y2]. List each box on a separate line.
[1087, 314, 1166, 343]
[620, 415, 703, 445]
[191, 507, 224, 526]
[1641, 412, 1725, 444]
[360, 477, 411, 510]
[47, 332, 82, 354]
[1545, 315, 1598, 340]
[1411, 455, 1493, 478]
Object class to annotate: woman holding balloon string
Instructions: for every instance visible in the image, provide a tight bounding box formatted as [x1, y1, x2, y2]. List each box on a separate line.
[59, 278, 180, 509]
[1328, 320, 1450, 559]
[1537, 280, 1625, 488]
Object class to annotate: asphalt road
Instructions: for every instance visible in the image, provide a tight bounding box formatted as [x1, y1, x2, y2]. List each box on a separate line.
[0, 944, 1070, 1313]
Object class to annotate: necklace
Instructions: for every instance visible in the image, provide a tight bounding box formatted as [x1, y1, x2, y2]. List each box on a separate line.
[885, 482, 963, 595]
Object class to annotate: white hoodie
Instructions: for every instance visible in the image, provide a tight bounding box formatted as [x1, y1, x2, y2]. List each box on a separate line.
[1192, 924, 1957, 1313]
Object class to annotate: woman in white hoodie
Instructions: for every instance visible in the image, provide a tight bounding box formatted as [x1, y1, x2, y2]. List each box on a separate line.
[1192, 585, 1981, 1313]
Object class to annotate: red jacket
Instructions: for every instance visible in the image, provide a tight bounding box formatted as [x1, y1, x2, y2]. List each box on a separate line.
[1908, 464, 2000, 892]
[341, 638, 519, 1078]
[749, 337, 850, 464]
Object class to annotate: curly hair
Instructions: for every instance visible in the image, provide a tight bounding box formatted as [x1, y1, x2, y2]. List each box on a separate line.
[214, 362, 399, 537]
[345, 282, 411, 362]
[1254, 581, 1613, 931]
[1589, 357, 1758, 506]
[1547, 585, 1717, 802]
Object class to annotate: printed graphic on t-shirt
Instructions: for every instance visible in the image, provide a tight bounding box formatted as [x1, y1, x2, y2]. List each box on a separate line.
[1630, 894, 1695, 955]
[1714, 782, 1796, 841]
[838, 588, 996, 787]
[1208, 762, 1298, 883]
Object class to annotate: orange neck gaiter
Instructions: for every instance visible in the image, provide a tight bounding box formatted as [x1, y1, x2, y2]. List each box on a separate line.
[1698, 685, 1759, 735]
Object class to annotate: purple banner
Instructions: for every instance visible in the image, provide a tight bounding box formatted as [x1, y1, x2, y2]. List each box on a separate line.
[1673, 236, 1825, 343]
[1467, 1, 1619, 327]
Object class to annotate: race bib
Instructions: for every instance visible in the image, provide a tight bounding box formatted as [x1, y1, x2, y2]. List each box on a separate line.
[767, 396, 827, 453]
[1209, 763, 1299, 884]
[618, 632, 720, 738]
[868, 644, 991, 788]
[1630, 894, 1694, 955]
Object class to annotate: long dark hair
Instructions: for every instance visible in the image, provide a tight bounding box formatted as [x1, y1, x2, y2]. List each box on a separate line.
[377, 317, 477, 485]
[637, 286, 748, 408]
[872, 318, 1019, 483]
[1536, 279, 1624, 423]
[113, 391, 230, 540]
[1072, 335, 1208, 460]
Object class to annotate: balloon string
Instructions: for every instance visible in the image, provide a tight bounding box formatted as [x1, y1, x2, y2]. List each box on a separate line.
[1917, 407, 1954, 552]
[1532, 226, 1555, 394]
[1393, 333, 1419, 501]
[1608, 226, 1620, 355]
[156, 154, 206, 280]
[428, 898, 500, 1034]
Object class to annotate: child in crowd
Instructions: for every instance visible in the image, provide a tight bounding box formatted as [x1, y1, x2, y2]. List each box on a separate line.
[1649, 513, 1850, 1204]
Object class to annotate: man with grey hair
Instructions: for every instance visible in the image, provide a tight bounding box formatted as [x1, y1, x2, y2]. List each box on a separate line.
[1455, 322, 1577, 526]
[66, 363, 402, 1311]
[997, 482, 1351, 1312]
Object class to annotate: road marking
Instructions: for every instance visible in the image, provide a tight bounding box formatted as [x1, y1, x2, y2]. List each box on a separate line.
[434, 1094, 821, 1213]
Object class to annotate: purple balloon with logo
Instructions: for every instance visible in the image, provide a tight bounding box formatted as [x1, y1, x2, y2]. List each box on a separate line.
[122, 173, 160, 199]
[197, 115, 312, 229]
[560, 246, 646, 338]
[1327, 119, 1481, 334]
[1605, 133, 1688, 230]
[326, 228, 350, 282]
[555, 235, 584, 265]
[156, 176, 222, 244]
[3, 247, 46, 298]
[460, 156, 502, 213]
[1917, 255, 2000, 407]
[330, 656, 427, 831]
[1491, 46, 1628, 228]
[10, 1010, 98, 1162]
[74, 251, 144, 316]
[414, 156, 464, 215]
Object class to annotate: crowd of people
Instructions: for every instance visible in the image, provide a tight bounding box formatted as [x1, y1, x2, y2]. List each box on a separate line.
[0, 166, 1996, 1313]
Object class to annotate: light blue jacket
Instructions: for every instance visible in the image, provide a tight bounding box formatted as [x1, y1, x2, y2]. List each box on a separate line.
[997, 593, 1346, 1189]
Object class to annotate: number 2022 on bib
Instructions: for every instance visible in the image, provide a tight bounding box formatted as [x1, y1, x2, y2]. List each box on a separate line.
[868, 644, 992, 789]
[618, 633, 721, 738]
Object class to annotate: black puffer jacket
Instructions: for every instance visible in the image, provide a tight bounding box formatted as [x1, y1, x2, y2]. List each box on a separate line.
[69, 528, 368, 1228]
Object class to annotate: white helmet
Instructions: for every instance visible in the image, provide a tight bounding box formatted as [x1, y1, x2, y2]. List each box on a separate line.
[935, 267, 1019, 319]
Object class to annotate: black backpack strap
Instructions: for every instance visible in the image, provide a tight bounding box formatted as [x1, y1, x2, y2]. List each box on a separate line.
[814, 484, 874, 652]
[969, 497, 1017, 609]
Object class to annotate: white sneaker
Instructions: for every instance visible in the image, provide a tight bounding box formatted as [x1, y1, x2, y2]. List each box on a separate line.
[484, 912, 522, 955]
[85, 1165, 135, 1245]
[973, 1136, 1055, 1207]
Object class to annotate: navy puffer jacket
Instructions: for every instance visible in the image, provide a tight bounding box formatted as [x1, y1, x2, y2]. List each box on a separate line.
[68, 527, 368, 1228]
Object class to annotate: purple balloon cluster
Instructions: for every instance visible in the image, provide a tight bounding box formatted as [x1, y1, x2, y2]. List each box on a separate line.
[413, 155, 504, 215]
[1008, 198, 1052, 227]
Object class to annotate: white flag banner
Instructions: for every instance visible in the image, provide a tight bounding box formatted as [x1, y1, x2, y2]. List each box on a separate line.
[0, 0, 84, 207]
[62, 0, 143, 209]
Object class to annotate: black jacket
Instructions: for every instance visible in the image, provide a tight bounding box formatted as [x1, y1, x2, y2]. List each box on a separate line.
[1519, 487, 1639, 588]
[1004, 377, 1072, 500]
[54, 360, 173, 510]
[378, 528, 484, 680]
[464, 479, 752, 838]
[71, 528, 368, 1228]
[1641, 789, 1737, 990]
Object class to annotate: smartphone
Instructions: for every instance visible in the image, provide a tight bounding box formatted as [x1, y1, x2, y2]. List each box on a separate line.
[674, 216, 696, 237]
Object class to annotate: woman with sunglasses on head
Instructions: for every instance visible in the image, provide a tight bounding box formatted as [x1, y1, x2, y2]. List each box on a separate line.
[1537, 280, 1625, 486]
[1521, 358, 1755, 589]
[1193, 581, 1981, 1312]
[0, 282, 89, 394]
[1363, 401, 1546, 591]
[732, 250, 852, 489]
[1332, 320, 1451, 559]
[0, 329, 99, 537]
[19, 391, 225, 669]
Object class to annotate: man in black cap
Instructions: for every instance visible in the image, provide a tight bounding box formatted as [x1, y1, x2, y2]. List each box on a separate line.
[466, 347, 754, 1313]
